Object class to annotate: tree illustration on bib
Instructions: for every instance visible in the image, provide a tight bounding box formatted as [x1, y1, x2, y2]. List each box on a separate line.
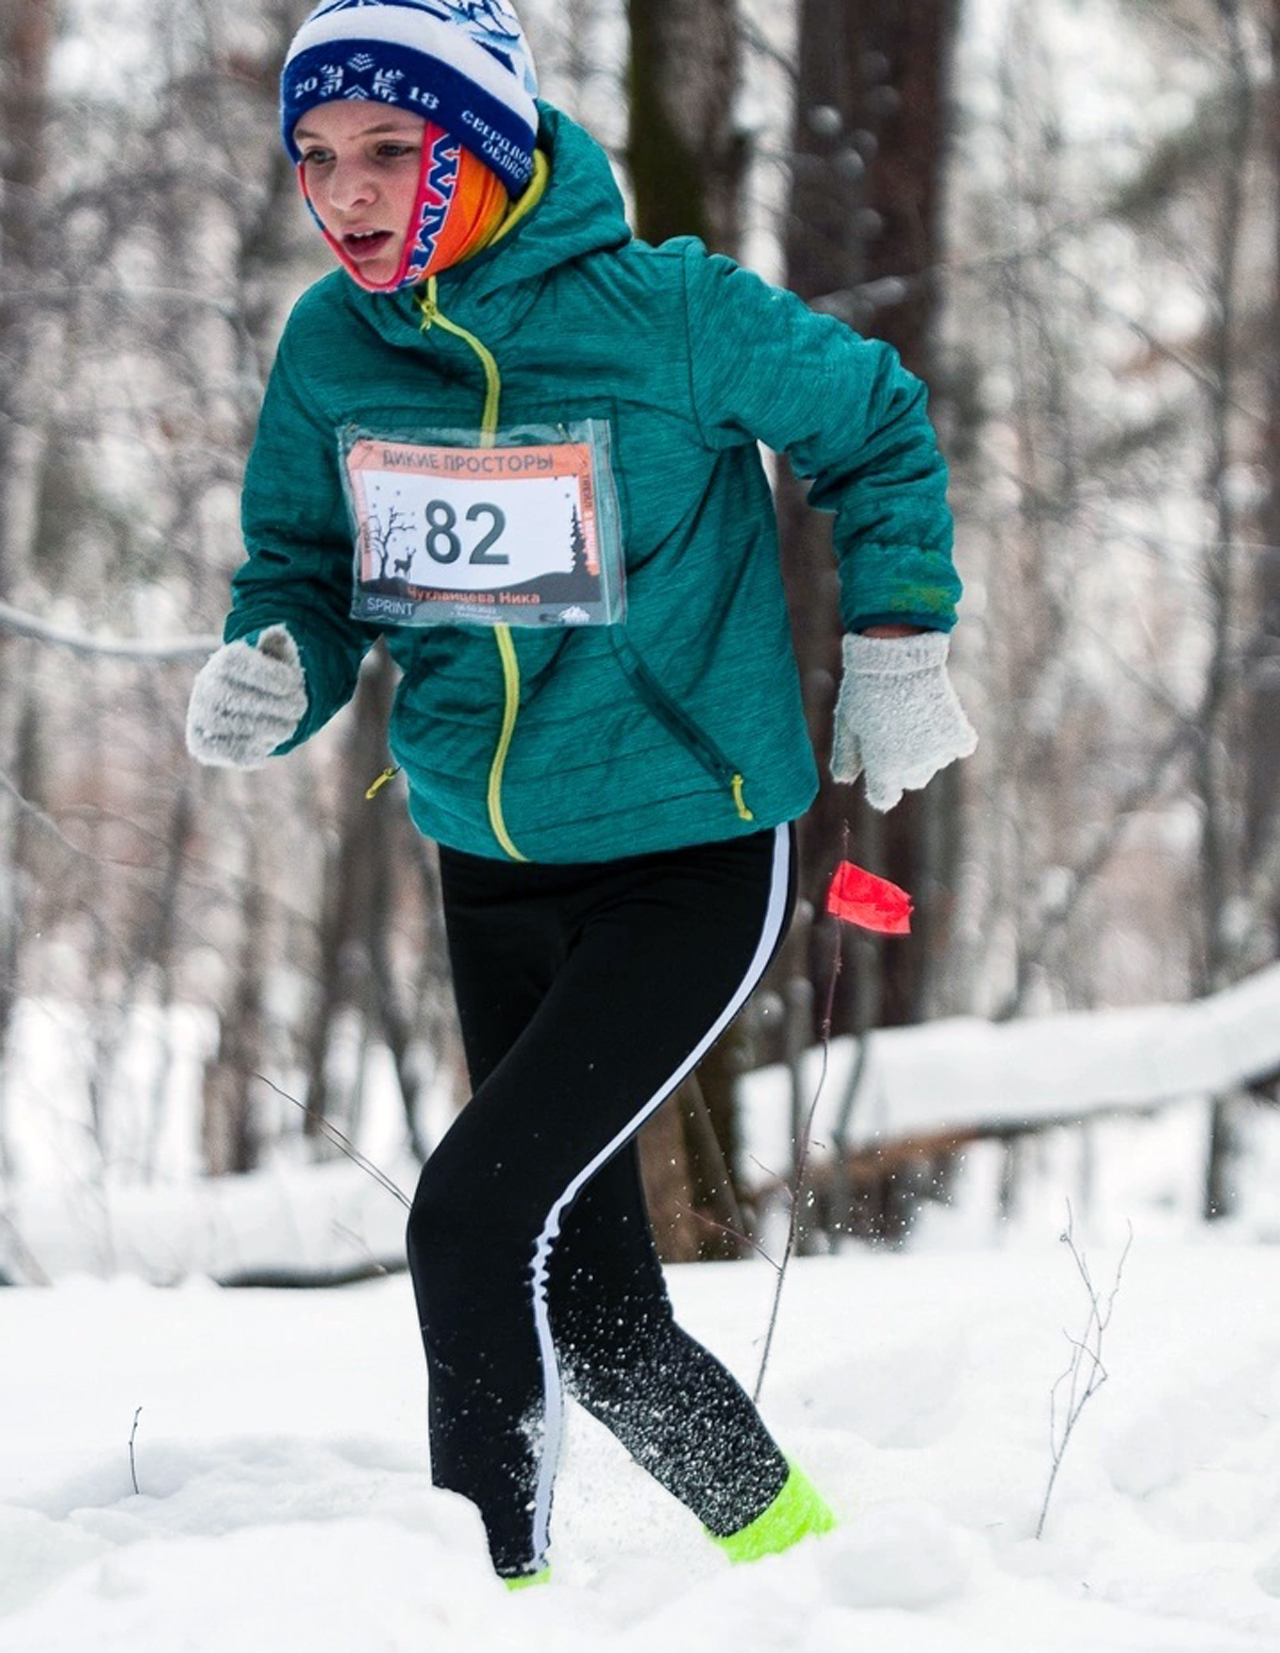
[365, 507, 413, 582]
[569, 506, 587, 581]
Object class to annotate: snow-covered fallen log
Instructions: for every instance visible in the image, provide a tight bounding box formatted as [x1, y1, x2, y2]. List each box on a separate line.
[739, 962, 1280, 1155]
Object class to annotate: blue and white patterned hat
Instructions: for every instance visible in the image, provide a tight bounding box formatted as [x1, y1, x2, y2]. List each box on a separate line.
[281, 0, 539, 196]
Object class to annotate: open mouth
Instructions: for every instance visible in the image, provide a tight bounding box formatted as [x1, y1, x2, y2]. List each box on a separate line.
[342, 229, 395, 261]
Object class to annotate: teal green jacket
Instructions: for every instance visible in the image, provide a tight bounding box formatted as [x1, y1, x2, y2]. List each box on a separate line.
[228, 106, 960, 864]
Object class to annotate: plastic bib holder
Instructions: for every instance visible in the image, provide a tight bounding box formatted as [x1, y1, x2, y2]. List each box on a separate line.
[342, 421, 626, 628]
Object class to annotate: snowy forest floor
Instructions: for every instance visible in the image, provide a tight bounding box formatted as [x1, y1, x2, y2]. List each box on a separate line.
[4, 1235, 1280, 1652]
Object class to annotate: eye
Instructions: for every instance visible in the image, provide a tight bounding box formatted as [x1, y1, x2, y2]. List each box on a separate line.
[376, 141, 419, 161]
[299, 147, 333, 168]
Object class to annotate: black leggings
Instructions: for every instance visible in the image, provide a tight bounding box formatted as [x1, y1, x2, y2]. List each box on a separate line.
[405, 825, 796, 1576]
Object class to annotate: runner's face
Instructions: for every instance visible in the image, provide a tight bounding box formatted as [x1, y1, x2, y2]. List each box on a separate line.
[293, 103, 427, 287]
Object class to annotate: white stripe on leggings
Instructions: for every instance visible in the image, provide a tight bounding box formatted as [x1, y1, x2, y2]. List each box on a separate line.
[524, 823, 793, 1570]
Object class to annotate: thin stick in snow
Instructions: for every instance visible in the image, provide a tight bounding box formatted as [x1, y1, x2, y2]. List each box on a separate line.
[752, 907, 844, 1405]
[253, 1074, 411, 1210]
[752, 846, 914, 1401]
[678, 1204, 779, 1267]
[1035, 1205, 1133, 1539]
[129, 1407, 142, 1496]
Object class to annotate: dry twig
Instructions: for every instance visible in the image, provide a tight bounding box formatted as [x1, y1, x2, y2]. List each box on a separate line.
[253, 1074, 411, 1210]
[1036, 1205, 1133, 1539]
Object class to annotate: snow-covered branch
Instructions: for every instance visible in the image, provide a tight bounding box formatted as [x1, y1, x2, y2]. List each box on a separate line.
[0, 600, 218, 662]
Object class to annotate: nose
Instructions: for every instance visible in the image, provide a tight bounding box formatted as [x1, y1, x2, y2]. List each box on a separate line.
[327, 154, 378, 214]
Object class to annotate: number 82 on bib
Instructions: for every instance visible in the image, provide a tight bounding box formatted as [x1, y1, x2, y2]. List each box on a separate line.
[342, 421, 626, 629]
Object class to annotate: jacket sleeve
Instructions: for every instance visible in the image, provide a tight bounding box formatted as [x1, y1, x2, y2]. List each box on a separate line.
[228, 324, 381, 750]
[682, 243, 960, 633]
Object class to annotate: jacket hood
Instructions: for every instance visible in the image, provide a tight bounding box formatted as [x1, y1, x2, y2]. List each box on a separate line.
[345, 103, 633, 344]
[473, 103, 633, 285]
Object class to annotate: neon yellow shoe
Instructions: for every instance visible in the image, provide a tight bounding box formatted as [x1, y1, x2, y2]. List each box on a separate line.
[503, 1567, 551, 1591]
[711, 1464, 837, 1564]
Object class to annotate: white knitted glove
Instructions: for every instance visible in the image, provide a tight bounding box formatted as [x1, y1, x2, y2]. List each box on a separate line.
[186, 625, 308, 768]
[831, 631, 977, 812]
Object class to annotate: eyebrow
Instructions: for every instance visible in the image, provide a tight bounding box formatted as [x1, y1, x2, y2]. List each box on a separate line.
[293, 118, 421, 140]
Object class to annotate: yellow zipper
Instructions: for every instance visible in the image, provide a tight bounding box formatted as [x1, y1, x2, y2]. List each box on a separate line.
[417, 277, 527, 862]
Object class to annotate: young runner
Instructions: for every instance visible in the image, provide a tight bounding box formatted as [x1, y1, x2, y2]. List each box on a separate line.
[186, 0, 976, 1586]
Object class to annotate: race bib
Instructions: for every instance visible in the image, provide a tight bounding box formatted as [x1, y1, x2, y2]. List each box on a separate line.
[341, 421, 626, 628]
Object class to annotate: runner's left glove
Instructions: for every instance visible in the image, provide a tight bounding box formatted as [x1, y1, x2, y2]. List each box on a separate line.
[186, 625, 308, 768]
[831, 630, 977, 812]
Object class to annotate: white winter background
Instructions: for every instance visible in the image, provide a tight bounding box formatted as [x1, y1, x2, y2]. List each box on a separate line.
[6, 0, 1280, 1648]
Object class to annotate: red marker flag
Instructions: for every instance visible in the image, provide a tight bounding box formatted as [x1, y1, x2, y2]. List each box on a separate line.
[826, 860, 913, 935]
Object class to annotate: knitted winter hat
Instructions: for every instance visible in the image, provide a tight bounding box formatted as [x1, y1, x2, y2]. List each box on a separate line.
[281, 0, 539, 197]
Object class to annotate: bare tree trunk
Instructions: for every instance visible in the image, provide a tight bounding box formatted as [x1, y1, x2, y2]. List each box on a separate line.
[299, 649, 395, 1141]
[638, 1097, 702, 1261]
[779, 0, 961, 1032]
[776, 0, 857, 1016]
[295, 641, 454, 1164]
[0, 0, 58, 594]
[139, 773, 198, 1181]
[856, 1, 961, 1028]
[0, 689, 40, 1181]
[203, 838, 269, 1177]
[1247, 0, 1280, 946]
[626, 0, 752, 1259]
[0, 2, 59, 1155]
[625, 0, 746, 255]
[1201, 0, 1254, 1220]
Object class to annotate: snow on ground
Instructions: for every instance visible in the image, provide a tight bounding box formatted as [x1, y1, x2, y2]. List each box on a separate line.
[6, 981, 1280, 1648]
[4, 1233, 1280, 1652]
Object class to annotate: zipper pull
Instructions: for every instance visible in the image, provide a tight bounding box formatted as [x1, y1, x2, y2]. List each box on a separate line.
[365, 764, 401, 801]
[415, 276, 439, 332]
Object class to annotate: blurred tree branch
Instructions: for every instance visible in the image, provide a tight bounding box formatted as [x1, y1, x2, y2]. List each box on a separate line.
[0, 600, 218, 661]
